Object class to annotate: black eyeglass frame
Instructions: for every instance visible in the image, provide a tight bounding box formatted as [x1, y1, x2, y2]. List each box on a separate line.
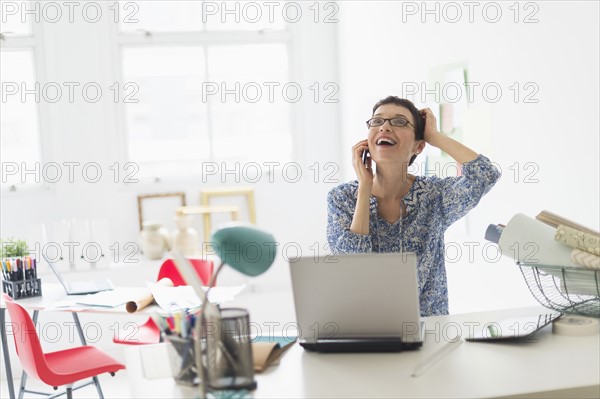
[365, 117, 414, 129]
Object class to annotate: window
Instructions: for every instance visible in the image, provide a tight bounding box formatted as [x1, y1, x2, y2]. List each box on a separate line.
[0, 1, 42, 190]
[116, 1, 293, 179]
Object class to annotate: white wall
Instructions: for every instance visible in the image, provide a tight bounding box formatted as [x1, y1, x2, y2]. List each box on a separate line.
[336, 1, 599, 312]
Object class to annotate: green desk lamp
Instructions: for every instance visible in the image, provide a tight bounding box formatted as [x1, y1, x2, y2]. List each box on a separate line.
[171, 223, 277, 397]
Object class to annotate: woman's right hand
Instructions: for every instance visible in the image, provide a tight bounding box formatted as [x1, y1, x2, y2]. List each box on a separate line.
[352, 139, 374, 192]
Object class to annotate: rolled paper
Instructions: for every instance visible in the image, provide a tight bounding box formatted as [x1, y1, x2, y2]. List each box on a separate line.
[555, 225, 600, 256]
[571, 248, 600, 270]
[126, 277, 174, 313]
[498, 213, 579, 267]
[536, 210, 599, 235]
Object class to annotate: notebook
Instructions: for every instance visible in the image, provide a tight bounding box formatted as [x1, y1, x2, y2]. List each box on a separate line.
[43, 255, 114, 295]
[289, 252, 423, 352]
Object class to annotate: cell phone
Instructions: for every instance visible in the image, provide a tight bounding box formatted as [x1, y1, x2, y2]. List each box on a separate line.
[361, 150, 370, 165]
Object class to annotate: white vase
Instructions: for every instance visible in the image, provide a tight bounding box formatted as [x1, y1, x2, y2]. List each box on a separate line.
[140, 221, 168, 260]
[159, 226, 172, 251]
[172, 215, 199, 256]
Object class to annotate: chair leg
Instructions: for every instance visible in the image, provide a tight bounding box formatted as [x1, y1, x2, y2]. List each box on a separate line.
[18, 310, 39, 399]
[18, 370, 28, 399]
[92, 376, 105, 399]
[0, 308, 16, 399]
[66, 386, 73, 399]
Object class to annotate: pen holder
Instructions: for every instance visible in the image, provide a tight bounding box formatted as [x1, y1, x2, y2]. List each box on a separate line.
[203, 307, 256, 391]
[167, 335, 200, 386]
[1, 256, 41, 299]
[167, 308, 256, 392]
[2, 278, 42, 299]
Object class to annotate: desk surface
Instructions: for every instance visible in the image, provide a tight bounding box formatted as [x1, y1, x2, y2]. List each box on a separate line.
[3, 285, 599, 398]
[125, 307, 600, 399]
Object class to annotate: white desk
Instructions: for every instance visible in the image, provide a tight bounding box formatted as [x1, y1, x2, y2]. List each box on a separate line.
[3, 286, 600, 398]
[126, 307, 600, 398]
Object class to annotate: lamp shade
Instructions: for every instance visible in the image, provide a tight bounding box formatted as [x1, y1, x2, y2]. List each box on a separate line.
[211, 224, 277, 277]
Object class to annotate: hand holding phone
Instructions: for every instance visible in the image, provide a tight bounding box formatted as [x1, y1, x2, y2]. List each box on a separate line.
[362, 149, 370, 166]
[353, 140, 374, 189]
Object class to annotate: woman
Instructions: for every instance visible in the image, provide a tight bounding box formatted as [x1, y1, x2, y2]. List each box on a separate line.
[327, 96, 501, 316]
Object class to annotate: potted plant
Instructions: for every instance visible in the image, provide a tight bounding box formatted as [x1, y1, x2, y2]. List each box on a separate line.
[0, 238, 28, 259]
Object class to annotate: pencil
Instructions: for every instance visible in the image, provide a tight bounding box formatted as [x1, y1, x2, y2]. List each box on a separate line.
[411, 336, 463, 377]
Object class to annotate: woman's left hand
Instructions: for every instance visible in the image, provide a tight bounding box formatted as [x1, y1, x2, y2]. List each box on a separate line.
[419, 108, 443, 145]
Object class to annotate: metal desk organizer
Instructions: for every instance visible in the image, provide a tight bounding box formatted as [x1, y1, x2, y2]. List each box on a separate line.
[517, 262, 600, 317]
[166, 308, 255, 391]
[168, 335, 199, 386]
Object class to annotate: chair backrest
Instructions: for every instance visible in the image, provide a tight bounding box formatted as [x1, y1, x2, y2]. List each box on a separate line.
[157, 258, 214, 286]
[2, 293, 52, 382]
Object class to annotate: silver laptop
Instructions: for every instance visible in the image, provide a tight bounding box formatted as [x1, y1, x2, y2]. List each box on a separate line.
[43, 255, 114, 295]
[289, 252, 423, 352]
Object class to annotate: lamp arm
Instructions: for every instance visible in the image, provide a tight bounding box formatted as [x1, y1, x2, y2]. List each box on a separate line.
[208, 260, 225, 289]
[194, 260, 225, 398]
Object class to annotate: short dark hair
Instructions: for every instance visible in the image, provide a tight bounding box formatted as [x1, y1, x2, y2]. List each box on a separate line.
[372, 96, 424, 166]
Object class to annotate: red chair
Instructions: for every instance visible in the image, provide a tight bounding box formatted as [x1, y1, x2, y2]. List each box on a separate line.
[113, 257, 214, 345]
[2, 293, 124, 399]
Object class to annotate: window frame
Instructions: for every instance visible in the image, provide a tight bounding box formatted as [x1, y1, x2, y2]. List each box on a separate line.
[0, 11, 51, 193]
[110, 14, 295, 183]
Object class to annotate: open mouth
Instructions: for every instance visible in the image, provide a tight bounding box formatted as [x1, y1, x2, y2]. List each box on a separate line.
[376, 138, 397, 146]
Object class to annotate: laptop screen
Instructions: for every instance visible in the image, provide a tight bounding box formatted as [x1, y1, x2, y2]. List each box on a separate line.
[289, 252, 421, 343]
[42, 254, 70, 291]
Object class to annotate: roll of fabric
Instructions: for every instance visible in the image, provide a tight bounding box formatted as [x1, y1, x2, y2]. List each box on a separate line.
[555, 224, 600, 256]
[571, 248, 600, 270]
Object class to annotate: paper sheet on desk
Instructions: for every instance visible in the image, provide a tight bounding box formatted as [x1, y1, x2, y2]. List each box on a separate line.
[149, 283, 246, 312]
[75, 288, 150, 308]
[47, 299, 88, 311]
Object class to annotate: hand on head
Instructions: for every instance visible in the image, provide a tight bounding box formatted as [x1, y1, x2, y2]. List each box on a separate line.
[419, 108, 441, 144]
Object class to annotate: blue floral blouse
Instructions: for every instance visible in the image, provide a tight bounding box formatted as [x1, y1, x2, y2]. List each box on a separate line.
[327, 155, 501, 316]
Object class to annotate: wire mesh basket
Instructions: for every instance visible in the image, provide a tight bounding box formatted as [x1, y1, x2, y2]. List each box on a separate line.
[518, 262, 600, 317]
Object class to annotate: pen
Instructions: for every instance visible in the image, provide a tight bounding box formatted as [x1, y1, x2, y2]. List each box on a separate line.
[411, 336, 463, 378]
[148, 312, 171, 342]
[1, 260, 7, 280]
[180, 312, 189, 339]
[174, 312, 182, 336]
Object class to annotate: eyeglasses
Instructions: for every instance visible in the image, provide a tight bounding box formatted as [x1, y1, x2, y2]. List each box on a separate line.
[366, 117, 414, 129]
